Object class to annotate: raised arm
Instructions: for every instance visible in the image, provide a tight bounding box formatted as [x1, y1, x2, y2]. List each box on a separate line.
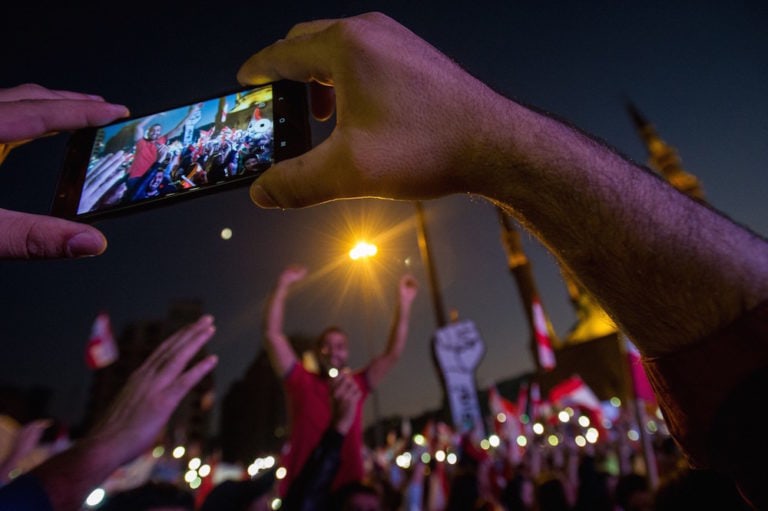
[263, 264, 306, 377]
[165, 103, 202, 140]
[132, 115, 155, 143]
[366, 274, 418, 388]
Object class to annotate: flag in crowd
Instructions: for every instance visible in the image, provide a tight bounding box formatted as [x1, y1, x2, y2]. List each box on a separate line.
[488, 384, 523, 463]
[532, 298, 556, 371]
[85, 311, 119, 370]
[548, 374, 604, 431]
[625, 337, 656, 403]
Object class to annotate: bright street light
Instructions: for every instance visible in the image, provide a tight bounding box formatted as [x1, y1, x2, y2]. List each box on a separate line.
[349, 241, 378, 260]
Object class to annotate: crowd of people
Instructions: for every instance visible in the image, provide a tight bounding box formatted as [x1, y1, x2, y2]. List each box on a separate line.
[1, 9, 767, 511]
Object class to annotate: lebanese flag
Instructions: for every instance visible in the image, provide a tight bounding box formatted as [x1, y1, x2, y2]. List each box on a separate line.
[488, 385, 520, 436]
[532, 298, 556, 371]
[625, 337, 657, 403]
[488, 385, 518, 421]
[488, 385, 522, 463]
[549, 375, 604, 431]
[85, 312, 118, 370]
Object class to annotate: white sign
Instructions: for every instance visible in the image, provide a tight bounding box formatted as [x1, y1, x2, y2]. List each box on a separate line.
[433, 319, 486, 434]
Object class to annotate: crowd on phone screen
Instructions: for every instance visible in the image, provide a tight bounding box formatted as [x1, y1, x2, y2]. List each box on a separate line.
[87, 119, 274, 213]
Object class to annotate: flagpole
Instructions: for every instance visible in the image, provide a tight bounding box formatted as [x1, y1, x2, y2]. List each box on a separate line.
[414, 201, 447, 328]
[414, 200, 451, 423]
[621, 337, 659, 489]
[496, 207, 559, 379]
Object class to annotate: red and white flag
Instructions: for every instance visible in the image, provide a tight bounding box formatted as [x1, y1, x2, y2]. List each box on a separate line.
[488, 385, 523, 462]
[549, 375, 604, 430]
[85, 312, 118, 370]
[532, 298, 556, 371]
[489, 385, 518, 419]
[625, 337, 656, 403]
[488, 385, 520, 434]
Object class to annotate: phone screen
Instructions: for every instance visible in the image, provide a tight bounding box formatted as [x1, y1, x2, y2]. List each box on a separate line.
[52, 80, 310, 221]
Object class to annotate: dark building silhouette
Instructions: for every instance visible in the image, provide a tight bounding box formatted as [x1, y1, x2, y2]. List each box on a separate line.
[218, 333, 314, 465]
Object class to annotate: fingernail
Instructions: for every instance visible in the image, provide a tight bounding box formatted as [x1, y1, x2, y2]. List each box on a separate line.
[66, 232, 107, 258]
[250, 184, 277, 208]
[110, 104, 131, 117]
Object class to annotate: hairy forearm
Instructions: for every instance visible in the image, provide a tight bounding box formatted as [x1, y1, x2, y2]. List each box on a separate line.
[471, 97, 768, 357]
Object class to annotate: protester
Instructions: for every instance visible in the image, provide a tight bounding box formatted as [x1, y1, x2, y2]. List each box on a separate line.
[0, 315, 218, 511]
[237, 11, 768, 509]
[263, 264, 418, 497]
[281, 370, 364, 511]
[0, 83, 129, 260]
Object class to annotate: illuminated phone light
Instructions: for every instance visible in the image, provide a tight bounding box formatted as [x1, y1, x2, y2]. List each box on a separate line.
[85, 488, 106, 507]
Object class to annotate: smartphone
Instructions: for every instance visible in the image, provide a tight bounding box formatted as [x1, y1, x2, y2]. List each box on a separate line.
[51, 80, 311, 222]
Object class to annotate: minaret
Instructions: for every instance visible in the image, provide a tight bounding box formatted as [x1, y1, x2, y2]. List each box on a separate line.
[626, 101, 706, 200]
[560, 102, 708, 344]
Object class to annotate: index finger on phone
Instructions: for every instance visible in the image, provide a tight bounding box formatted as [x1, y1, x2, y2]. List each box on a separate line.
[0, 100, 129, 143]
[236, 27, 336, 87]
[0, 83, 106, 103]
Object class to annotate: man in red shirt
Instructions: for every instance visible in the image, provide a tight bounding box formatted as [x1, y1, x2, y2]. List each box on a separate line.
[125, 103, 202, 181]
[264, 264, 418, 497]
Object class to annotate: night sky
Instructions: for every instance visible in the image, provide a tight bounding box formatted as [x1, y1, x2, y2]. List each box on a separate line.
[1, 2, 766, 431]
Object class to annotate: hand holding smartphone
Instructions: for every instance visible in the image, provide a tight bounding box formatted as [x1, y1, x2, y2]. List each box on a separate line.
[51, 80, 311, 221]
